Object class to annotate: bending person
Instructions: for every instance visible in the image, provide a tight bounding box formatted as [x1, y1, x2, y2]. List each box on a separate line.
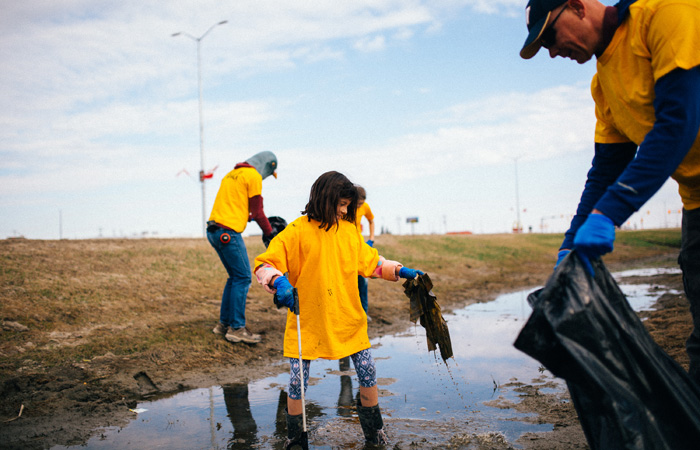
[207, 151, 278, 345]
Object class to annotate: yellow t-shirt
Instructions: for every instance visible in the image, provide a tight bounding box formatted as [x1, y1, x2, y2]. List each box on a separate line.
[254, 216, 380, 360]
[355, 202, 374, 233]
[208, 166, 262, 233]
[592, 0, 700, 209]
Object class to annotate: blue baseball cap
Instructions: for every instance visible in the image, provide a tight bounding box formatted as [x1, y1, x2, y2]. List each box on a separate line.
[520, 0, 567, 59]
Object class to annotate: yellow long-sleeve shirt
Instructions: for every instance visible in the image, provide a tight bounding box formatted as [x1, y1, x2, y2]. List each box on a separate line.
[592, 0, 700, 209]
[254, 216, 380, 360]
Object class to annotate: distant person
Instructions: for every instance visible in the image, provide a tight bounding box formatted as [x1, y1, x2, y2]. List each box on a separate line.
[355, 185, 375, 316]
[207, 151, 278, 345]
[253, 170, 423, 446]
[520, 0, 700, 382]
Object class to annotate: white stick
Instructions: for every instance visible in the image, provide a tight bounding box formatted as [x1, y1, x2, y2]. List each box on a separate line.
[296, 312, 307, 432]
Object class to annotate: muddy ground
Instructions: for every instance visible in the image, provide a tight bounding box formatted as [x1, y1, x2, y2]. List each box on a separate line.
[0, 237, 692, 450]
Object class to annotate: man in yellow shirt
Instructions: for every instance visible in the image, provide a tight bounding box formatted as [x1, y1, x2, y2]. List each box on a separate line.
[520, 0, 700, 383]
[207, 151, 278, 345]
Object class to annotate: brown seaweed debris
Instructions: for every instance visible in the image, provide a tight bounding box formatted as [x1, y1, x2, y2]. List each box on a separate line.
[403, 273, 453, 361]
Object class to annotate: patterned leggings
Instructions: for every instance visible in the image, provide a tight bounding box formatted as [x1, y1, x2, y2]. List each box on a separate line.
[288, 348, 376, 400]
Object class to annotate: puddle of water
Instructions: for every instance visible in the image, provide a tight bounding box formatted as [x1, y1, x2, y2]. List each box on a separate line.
[613, 267, 682, 314]
[53, 267, 680, 449]
[614, 267, 681, 278]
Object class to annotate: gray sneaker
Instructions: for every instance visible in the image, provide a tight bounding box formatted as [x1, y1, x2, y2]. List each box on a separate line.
[212, 323, 228, 336]
[225, 327, 261, 344]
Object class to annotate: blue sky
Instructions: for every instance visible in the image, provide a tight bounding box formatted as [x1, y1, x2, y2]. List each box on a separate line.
[0, 0, 683, 240]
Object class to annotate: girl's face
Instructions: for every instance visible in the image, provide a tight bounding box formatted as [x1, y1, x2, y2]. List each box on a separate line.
[337, 198, 351, 221]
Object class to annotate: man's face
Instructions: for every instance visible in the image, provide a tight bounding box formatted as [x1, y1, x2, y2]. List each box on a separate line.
[542, 4, 595, 64]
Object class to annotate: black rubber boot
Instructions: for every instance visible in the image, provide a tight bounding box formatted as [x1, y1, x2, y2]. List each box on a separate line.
[356, 399, 388, 446]
[285, 409, 305, 448]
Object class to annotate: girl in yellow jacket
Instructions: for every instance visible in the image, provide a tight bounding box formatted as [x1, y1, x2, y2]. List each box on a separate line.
[254, 171, 422, 446]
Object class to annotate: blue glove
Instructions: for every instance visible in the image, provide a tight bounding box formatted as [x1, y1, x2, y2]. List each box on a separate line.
[555, 249, 570, 269]
[573, 213, 615, 276]
[366, 240, 374, 247]
[273, 276, 295, 312]
[399, 267, 424, 279]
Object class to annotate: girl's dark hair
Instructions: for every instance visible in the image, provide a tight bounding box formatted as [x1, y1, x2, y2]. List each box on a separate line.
[302, 171, 358, 231]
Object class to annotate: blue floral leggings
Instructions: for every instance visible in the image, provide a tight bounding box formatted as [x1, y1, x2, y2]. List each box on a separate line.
[288, 348, 376, 400]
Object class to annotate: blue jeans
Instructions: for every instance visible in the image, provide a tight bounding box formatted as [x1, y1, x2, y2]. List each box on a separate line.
[358, 275, 368, 313]
[680, 207, 700, 385]
[207, 227, 251, 329]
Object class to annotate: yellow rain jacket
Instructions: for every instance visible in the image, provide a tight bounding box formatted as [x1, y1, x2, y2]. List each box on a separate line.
[254, 216, 381, 360]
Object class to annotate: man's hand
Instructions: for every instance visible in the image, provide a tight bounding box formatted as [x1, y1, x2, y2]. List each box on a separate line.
[573, 213, 615, 275]
[555, 249, 570, 269]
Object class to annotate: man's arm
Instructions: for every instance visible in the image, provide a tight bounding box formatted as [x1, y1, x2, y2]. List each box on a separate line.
[561, 66, 700, 250]
[560, 141, 637, 250]
[249, 195, 272, 236]
[594, 66, 700, 224]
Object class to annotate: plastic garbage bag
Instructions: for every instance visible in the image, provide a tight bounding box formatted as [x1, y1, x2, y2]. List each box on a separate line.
[514, 251, 700, 450]
[403, 273, 453, 361]
[268, 216, 288, 235]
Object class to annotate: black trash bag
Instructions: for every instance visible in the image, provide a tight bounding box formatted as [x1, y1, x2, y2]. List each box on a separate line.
[268, 216, 288, 235]
[514, 250, 700, 450]
[263, 216, 288, 248]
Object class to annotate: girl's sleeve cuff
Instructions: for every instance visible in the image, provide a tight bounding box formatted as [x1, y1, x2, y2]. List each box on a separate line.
[371, 256, 402, 281]
[255, 263, 283, 294]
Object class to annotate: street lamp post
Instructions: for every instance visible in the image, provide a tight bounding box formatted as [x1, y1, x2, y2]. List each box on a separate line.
[513, 156, 523, 233]
[172, 20, 228, 237]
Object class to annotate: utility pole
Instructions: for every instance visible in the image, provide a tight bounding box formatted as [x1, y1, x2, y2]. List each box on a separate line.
[513, 156, 523, 233]
[172, 20, 228, 237]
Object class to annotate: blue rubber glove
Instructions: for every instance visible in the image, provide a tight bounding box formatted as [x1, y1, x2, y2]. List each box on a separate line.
[273, 276, 295, 312]
[573, 213, 615, 276]
[366, 240, 374, 247]
[555, 249, 570, 269]
[399, 267, 424, 279]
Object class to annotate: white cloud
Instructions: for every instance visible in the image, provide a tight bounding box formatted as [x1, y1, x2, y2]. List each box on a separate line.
[350, 84, 596, 183]
[354, 35, 387, 52]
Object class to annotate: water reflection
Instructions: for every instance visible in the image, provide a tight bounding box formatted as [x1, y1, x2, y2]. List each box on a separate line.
[222, 384, 257, 449]
[53, 268, 678, 449]
[337, 375, 354, 417]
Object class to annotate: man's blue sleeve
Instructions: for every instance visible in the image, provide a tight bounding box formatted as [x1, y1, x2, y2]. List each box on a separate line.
[595, 66, 700, 225]
[561, 66, 700, 250]
[561, 142, 637, 250]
